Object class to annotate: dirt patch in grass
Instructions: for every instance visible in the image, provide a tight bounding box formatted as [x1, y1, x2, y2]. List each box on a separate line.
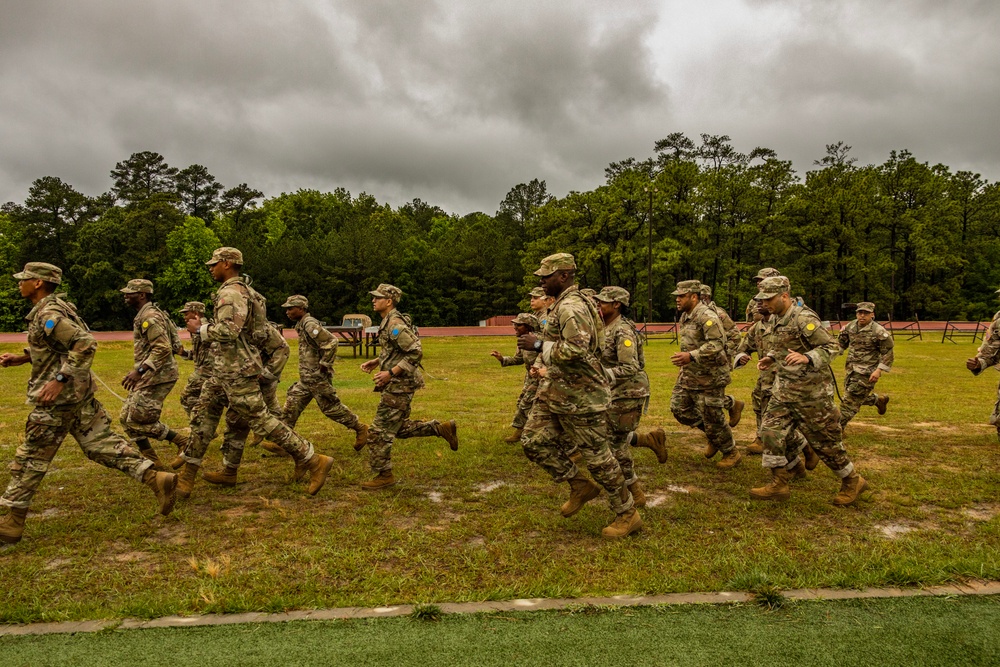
[962, 505, 1000, 521]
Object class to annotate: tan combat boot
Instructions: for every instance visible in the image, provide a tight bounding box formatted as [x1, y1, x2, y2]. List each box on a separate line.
[436, 420, 459, 451]
[703, 440, 718, 459]
[568, 450, 584, 465]
[728, 399, 745, 428]
[717, 448, 743, 469]
[560, 473, 601, 518]
[875, 395, 890, 416]
[789, 458, 807, 480]
[353, 423, 369, 452]
[0, 507, 29, 545]
[602, 487, 642, 539]
[503, 428, 524, 444]
[832, 473, 868, 506]
[202, 465, 239, 487]
[628, 480, 646, 508]
[142, 469, 178, 516]
[304, 454, 334, 495]
[634, 428, 668, 464]
[175, 462, 200, 499]
[746, 437, 764, 455]
[803, 444, 820, 471]
[169, 448, 187, 470]
[169, 428, 189, 451]
[261, 441, 291, 458]
[361, 470, 398, 491]
[140, 447, 169, 472]
[749, 467, 793, 501]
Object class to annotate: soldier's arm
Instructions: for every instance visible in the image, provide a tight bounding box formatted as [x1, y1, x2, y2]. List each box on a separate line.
[304, 319, 339, 368]
[608, 329, 641, 383]
[802, 319, 840, 370]
[689, 316, 725, 363]
[877, 330, 894, 372]
[138, 316, 173, 372]
[838, 327, 850, 352]
[972, 322, 1000, 373]
[388, 316, 423, 375]
[733, 321, 758, 366]
[500, 348, 525, 367]
[46, 313, 98, 380]
[265, 339, 290, 379]
[542, 301, 594, 365]
[202, 289, 247, 343]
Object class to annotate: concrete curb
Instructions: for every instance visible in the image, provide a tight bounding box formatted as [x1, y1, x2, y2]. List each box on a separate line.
[2, 581, 998, 637]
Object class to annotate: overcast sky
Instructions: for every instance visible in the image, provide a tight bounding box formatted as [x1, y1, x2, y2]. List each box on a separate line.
[2, 0, 998, 214]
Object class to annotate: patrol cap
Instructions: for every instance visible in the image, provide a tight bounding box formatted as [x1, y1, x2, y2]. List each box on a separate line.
[755, 275, 791, 299]
[594, 286, 630, 306]
[671, 279, 702, 296]
[120, 278, 153, 294]
[529, 287, 546, 298]
[699, 284, 712, 298]
[580, 288, 597, 299]
[512, 313, 539, 330]
[281, 294, 309, 309]
[533, 252, 577, 276]
[753, 267, 781, 283]
[205, 247, 244, 266]
[180, 301, 206, 314]
[370, 283, 403, 302]
[855, 301, 875, 313]
[13, 262, 62, 285]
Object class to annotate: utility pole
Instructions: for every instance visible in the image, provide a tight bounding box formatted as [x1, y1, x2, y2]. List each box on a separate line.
[644, 186, 656, 328]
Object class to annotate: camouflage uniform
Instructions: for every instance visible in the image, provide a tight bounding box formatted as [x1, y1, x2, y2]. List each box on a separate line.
[521, 276, 633, 516]
[366, 284, 453, 476]
[838, 305, 894, 427]
[670, 282, 736, 456]
[498, 313, 541, 430]
[2, 265, 152, 511]
[178, 302, 210, 418]
[281, 297, 360, 431]
[701, 284, 742, 414]
[120, 286, 182, 446]
[745, 268, 782, 322]
[597, 308, 647, 486]
[968, 306, 1000, 433]
[757, 278, 854, 478]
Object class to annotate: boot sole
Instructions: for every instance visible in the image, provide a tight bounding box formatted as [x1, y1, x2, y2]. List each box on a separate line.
[729, 401, 745, 427]
[361, 480, 398, 491]
[749, 491, 790, 501]
[877, 397, 890, 415]
[602, 516, 643, 539]
[832, 478, 869, 506]
[716, 454, 742, 469]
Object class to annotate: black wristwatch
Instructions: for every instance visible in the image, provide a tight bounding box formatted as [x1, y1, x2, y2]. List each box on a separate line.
[533, 340, 542, 351]
[137, 365, 148, 375]
[55, 373, 68, 383]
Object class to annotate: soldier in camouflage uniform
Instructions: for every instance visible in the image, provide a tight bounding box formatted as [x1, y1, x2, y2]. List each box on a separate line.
[838, 302, 893, 428]
[745, 268, 781, 322]
[965, 289, 1000, 441]
[177, 301, 210, 418]
[0, 263, 177, 544]
[176, 247, 334, 498]
[516, 254, 640, 539]
[594, 286, 666, 509]
[750, 276, 868, 506]
[490, 312, 541, 443]
[670, 280, 742, 469]
[699, 283, 745, 428]
[529, 286, 555, 317]
[358, 284, 458, 490]
[278, 295, 368, 450]
[119, 279, 188, 469]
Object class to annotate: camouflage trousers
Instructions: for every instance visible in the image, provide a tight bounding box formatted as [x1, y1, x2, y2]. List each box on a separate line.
[368, 390, 440, 474]
[760, 397, 853, 477]
[990, 380, 1000, 429]
[670, 384, 736, 454]
[282, 380, 359, 430]
[510, 383, 538, 430]
[2, 396, 152, 510]
[521, 401, 632, 515]
[755, 388, 807, 455]
[184, 375, 314, 468]
[179, 371, 206, 418]
[120, 380, 178, 442]
[606, 398, 642, 485]
[839, 371, 879, 428]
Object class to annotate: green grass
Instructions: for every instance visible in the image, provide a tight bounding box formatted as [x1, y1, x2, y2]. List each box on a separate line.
[0, 337, 998, 623]
[2, 596, 1000, 666]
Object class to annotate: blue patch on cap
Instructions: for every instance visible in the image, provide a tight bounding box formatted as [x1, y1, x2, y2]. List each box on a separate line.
[392, 328, 400, 336]
[45, 319, 55, 330]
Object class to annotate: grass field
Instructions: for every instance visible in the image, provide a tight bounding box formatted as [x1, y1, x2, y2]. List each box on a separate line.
[3, 596, 999, 666]
[0, 336, 998, 624]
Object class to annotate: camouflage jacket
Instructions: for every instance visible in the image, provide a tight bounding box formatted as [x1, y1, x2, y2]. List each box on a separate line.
[23, 294, 97, 405]
[500, 346, 540, 391]
[600, 316, 649, 401]
[259, 322, 289, 382]
[536, 285, 610, 414]
[706, 300, 742, 359]
[676, 302, 730, 390]
[839, 320, 894, 376]
[972, 318, 1000, 374]
[745, 296, 757, 323]
[131, 301, 179, 388]
[201, 277, 265, 380]
[180, 316, 211, 373]
[734, 316, 776, 392]
[376, 308, 424, 393]
[765, 304, 840, 403]
[295, 315, 338, 385]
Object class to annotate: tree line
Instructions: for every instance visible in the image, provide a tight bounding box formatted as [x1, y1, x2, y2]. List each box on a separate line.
[2, 136, 1000, 332]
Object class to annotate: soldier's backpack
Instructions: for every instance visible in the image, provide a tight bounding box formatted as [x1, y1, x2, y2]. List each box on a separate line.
[239, 275, 272, 349]
[153, 303, 183, 355]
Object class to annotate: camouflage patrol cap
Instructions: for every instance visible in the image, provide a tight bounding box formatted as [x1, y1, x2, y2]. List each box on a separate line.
[529, 287, 546, 298]
[670, 279, 702, 296]
[533, 252, 577, 276]
[13, 262, 62, 285]
[205, 247, 244, 266]
[855, 301, 875, 313]
[594, 286, 631, 306]
[699, 284, 712, 298]
[755, 275, 791, 299]
[370, 283, 403, 302]
[120, 278, 153, 294]
[281, 294, 309, 309]
[580, 288, 597, 299]
[753, 267, 781, 283]
[512, 313, 540, 330]
[180, 301, 206, 314]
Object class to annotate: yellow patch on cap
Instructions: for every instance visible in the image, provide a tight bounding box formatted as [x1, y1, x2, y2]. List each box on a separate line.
[705, 320, 714, 327]
[142, 321, 150, 330]
[623, 339, 632, 347]
[806, 323, 816, 331]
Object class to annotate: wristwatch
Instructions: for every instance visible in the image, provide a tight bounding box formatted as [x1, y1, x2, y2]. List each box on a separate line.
[137, 365, 148, 375]
[55, 373, 68, 383]
[533, 340, 542, 351]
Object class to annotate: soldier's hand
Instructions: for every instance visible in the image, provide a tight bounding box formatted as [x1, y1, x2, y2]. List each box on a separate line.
[757, 357, 774, 371]
[517, 333, 539, 351]
[733, 354, 749, 369]
[373, 370, 392, 388]
[670, 352, 692, 367]
[185, 319, 200, 334]
[0, 353, 29, 367]
[360, 359, 379, 373]
[784, 350, 809, 365]
[868, 369, 882, 383]
[490, 350, 504, 362]
[122, 369, 143, 390]
[37, 379, 65, 406]
[966, 357, 982, 372]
